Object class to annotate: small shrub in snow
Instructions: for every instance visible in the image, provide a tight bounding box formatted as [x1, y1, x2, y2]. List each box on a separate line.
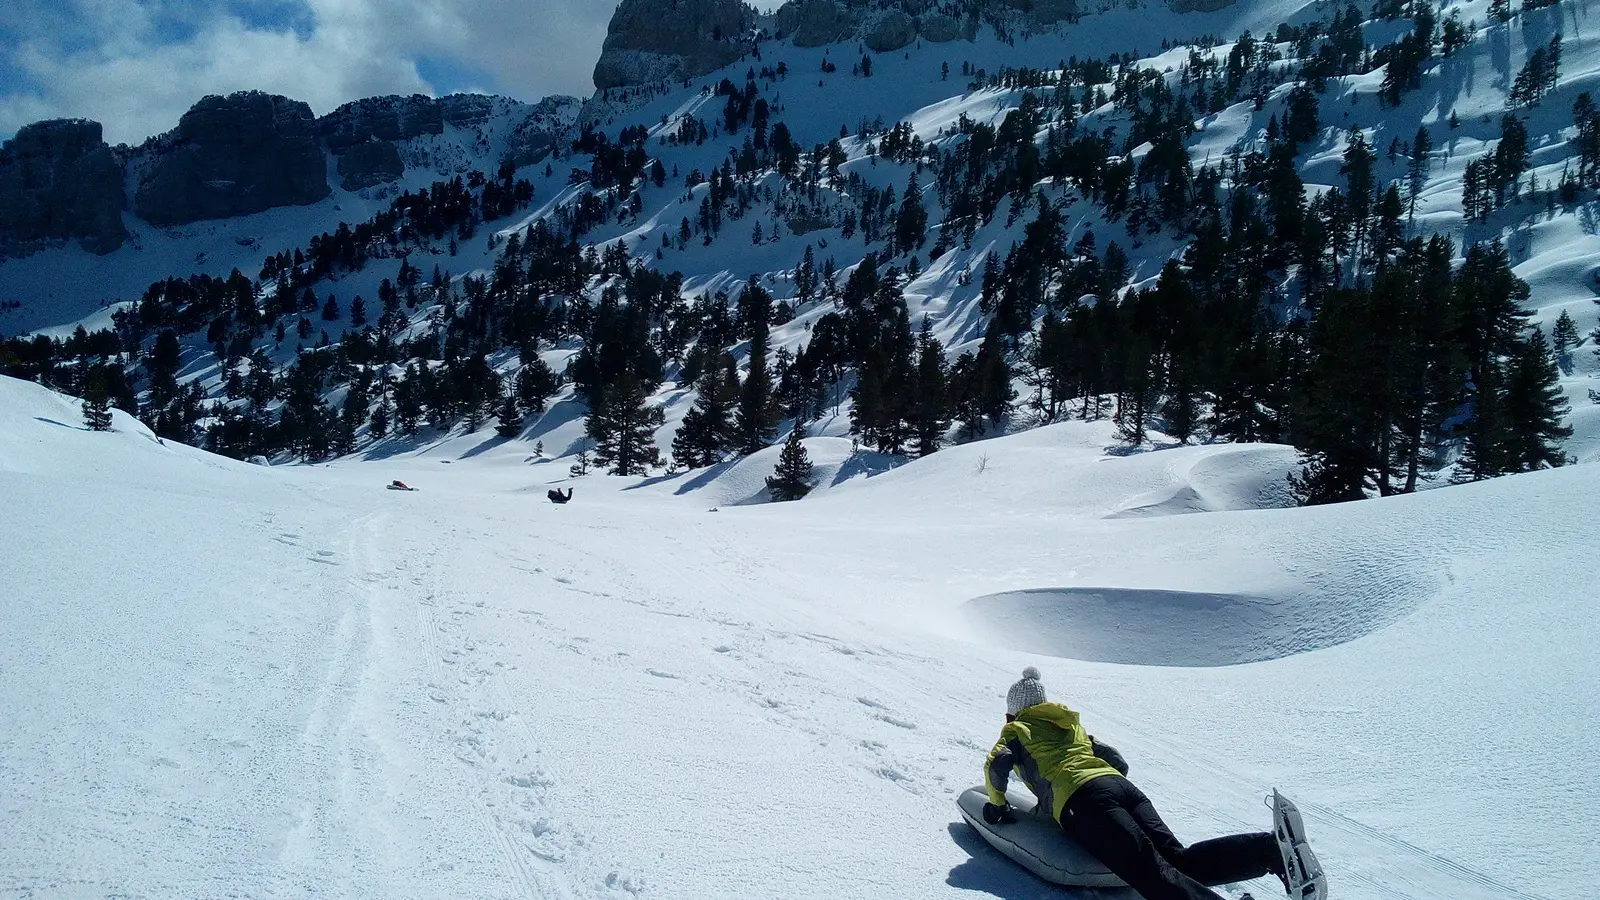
[767, 428, 814, 502]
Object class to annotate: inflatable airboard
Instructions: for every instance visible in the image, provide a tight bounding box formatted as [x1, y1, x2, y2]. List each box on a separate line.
[956, 786, 1127, 888]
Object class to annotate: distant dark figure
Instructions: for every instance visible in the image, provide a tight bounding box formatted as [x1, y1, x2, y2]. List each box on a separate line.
[387, 480, 416, 492]
[548, 488, 573, 504]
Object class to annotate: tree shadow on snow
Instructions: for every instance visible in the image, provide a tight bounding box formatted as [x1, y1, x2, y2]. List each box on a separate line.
[34, 416, 88, 432]
[667, 459, 740, 495]
[358, 428, 450, 461]
[521, 398, 592, 457]
[829, 449, 901, 486]
[457, 433, 508, 460]
[619, 468, 694, 492]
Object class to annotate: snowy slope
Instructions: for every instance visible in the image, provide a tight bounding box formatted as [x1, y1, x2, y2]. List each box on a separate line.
[2, 372, 1593, 900]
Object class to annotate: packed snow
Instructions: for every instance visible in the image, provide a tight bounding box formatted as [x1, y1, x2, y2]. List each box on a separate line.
[7, 0, 1600, 896]
[2, 373, 1593, 900]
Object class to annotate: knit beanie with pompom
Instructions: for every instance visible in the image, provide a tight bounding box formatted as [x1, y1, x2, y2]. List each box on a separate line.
[1006, 666, 1047, 715]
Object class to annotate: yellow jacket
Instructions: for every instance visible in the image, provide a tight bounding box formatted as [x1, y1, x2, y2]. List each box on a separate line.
[984, 701, 1125, 821]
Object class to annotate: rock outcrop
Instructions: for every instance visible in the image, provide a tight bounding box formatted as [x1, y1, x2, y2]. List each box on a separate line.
[1166, 0, 1236, 12]
[319, 94, 444, 152]
[772, 0, 1215, 49]
[593, 0, 757, 90]
[776, 0, 860, 46]
[864, 10, 917, 51]
[440, 94, 498, 128]
[336, 141, 406, 191]
[318, 93, 572, 189]
[504, 96, 580, 168]
[773, 0, 976, 50]
[134, 91, 329, 227]
[0, 119, 127, 256]
[916, 13, 968, 43]
[1009, 0, 1079, 24]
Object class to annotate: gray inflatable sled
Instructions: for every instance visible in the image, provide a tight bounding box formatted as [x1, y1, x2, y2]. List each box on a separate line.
[956, 786, 1127, 888]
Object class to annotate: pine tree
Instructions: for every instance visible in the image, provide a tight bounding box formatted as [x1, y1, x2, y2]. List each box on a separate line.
[1290, 285, 1388, 504]
[1574, 94, 1600, 184]
[1407, 126, 1432, 217]
[495, 391, 523, 439]
[766, 427, 815, 501]
[1455, 360, 1514, 482]
[279, 359, 334, 460]
[975, 324, 1016, 430]
[1340, 129, 1376, 249]
[333, 384, 366, 456]
[895, 172, 928, 251]
[569, 449, 592, 477]
[516, 357, 558, 415]
[369, 395, 392, 439]
[81, 368, 114, 431]
[795, 245, 817, 304]
[909, 318, 951, 456]
[735, 301, 779, 454]
[1546, 309, 1581, 375]
[1388, 236, 1464, 494]
[331, 410, 357, 456]
[1503, 327, 1572, 470]
[672, 356, 739, 468]
[585, 375, 664, 476]
[1493, 115, 1530, 205]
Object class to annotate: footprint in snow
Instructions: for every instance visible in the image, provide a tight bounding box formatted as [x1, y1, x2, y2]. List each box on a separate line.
[604, 872, 646, 896]
[874, 713, 917, 730]
[646, 668, 683, 680]
[504, 771, 555, 790]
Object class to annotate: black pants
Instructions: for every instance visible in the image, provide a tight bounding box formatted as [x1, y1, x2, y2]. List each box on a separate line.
[1062, 775, 1282, 900]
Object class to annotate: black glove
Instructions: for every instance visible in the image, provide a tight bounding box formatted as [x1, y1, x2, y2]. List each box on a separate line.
[982, 802, 1017, 825]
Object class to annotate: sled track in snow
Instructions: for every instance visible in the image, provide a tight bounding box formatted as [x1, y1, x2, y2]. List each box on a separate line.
[1293, 800, 1557, 900]
[1082, 701, 1556, 900]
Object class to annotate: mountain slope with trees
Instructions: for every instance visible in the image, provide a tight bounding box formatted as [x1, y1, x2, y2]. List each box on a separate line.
[4, 0, 1599, 503]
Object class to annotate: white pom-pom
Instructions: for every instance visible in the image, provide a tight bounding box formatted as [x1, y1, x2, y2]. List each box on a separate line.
[1022, 666, 1041, 681]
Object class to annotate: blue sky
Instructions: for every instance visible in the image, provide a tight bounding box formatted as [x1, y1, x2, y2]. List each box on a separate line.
[0, 0, 622, 144]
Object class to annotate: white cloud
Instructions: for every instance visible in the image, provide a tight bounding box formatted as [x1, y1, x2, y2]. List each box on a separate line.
[0, 0, 620, 145]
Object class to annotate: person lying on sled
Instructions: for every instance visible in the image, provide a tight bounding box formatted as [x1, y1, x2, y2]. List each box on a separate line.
[983, 667, 1311, 900]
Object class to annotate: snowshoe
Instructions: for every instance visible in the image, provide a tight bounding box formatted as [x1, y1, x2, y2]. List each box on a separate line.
[1268, 790, 1327, 900]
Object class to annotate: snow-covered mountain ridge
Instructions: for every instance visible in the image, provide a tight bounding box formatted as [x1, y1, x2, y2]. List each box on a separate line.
[4, 0, 1599, 499]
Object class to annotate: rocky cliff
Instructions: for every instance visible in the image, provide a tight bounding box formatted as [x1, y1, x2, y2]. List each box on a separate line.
[0, 120, 126, 256]
[770, 0, 1230, 53]
[318, 93, 572, 190]
[593, 0, 757, 90]
[134, 92, 330, 228]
